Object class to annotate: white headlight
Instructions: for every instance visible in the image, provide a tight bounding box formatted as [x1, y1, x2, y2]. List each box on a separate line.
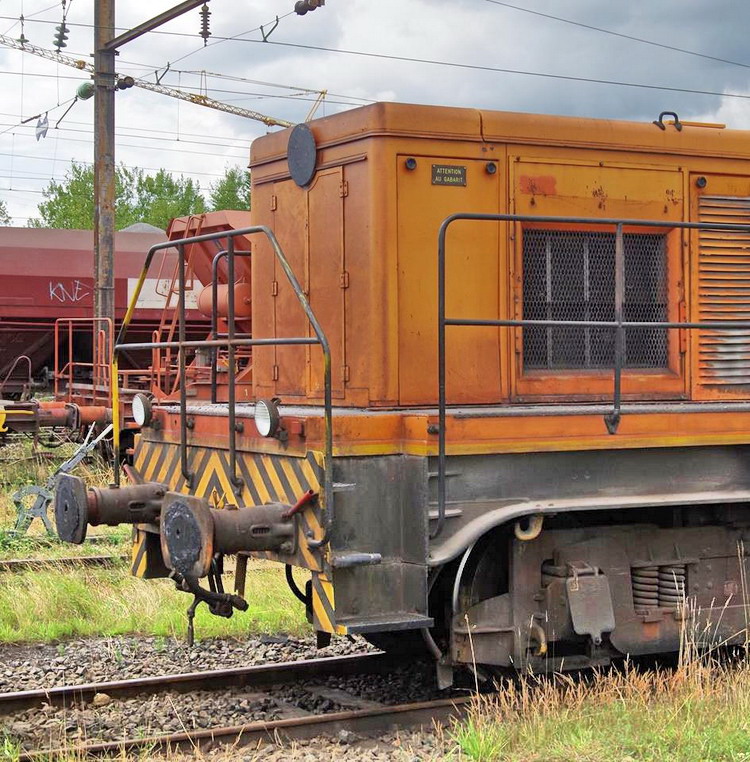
[254, 398, 280, 437]
[131, 393, 152, 427]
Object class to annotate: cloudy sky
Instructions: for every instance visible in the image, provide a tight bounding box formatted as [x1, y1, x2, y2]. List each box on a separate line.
[1, 0, 749, 225]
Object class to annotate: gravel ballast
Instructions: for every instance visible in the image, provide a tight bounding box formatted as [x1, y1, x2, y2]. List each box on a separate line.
[189, 729, 452, 761]
[0, 635, 463, 759]
[0, 633, 373, 692]
[2, 647, 456, 754]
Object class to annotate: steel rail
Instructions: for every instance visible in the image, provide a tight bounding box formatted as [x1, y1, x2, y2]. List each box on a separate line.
[8, 646, 703, 760]
[0, 652, 396, 715]
[17, 695, 470, 760]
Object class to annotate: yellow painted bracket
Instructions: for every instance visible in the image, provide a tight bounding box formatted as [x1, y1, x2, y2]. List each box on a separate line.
[0, 407, 30, 433]
[113, 258, 151, 467]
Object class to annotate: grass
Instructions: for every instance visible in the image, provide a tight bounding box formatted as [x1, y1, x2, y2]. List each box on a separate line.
[0, 437, 310, 643]
[0, 435, 127, 560]
[0, 560, 309, 642]
[451, 656, 750, 761]
[0, 526, 130, 560]
[0, 736, 146, 762]
[0, 436, 113, 493]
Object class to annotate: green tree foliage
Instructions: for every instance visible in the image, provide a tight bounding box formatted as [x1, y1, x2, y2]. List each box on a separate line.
[30, 161, 128, 229]
[208, 166, 251, 212]
[29, 162, 206, 230]
[132, 168, 206, 230]
[0, 199, 11, 225]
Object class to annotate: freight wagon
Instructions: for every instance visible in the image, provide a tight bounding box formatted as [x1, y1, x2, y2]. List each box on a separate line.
[0, 224, 206, 399]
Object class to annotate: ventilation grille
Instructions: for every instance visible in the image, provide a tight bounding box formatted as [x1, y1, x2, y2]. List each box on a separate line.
[698, 196, 750, 387]
[522, 230, 668, 370]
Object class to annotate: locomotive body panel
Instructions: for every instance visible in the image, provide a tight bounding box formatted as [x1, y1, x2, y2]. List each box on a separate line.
[249, 102, 750, 416]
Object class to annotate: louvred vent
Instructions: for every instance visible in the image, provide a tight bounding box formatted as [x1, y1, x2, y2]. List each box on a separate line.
[698, 196, 750, 388]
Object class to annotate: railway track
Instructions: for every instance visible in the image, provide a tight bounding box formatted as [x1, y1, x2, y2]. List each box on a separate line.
[1, 652, 469, 758]
[0, 555, 125, 572]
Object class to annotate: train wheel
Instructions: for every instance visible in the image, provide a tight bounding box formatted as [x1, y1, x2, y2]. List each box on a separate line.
[454, 526, 511, 616]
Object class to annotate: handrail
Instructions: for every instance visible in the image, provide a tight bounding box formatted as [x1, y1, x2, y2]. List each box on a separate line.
[54, 318, 113, 405]
[0, 355, 32, 398]
[112, 225, 334, 551]
[436, 213, 750, 540]
[210, 249, 252, 405]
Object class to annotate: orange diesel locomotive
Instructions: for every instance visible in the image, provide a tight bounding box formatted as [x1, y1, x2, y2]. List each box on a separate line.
[56, 104, 750, 683]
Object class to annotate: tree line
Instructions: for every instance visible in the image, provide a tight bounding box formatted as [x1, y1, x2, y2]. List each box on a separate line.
[0, 163, 251, 230]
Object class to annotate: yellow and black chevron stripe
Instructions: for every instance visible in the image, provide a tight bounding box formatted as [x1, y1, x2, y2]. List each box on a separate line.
[311, 570, 347, 635]
[130, 526, 169, 579]
[132, 439, 343, 631]
[133, 439, 326, 571]
[131, 528, 148, 577]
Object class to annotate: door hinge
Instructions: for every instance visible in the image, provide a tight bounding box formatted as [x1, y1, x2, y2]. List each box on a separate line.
[272, 365, 279, 381]
[270, 195, 278, 211]
[271, 280, 279, 297]
[339, 181, 349, 198]
[342, 365, 350, 383]
[339, 271, 349, 289]
[513, 278, 523, 353]
[679, 300, 687, 353]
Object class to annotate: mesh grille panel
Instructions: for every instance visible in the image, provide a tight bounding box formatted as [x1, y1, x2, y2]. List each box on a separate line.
[522, 230, 668, 370]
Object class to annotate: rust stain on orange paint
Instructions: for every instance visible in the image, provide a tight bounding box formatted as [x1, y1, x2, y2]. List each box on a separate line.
[519, 175, 557, 196]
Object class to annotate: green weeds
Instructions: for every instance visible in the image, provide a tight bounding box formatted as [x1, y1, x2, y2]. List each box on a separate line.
[0, 564, 309, 643]
[0, 735, 19, 762]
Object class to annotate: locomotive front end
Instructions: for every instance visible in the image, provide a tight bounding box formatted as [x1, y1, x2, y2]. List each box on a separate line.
[53, 102, 750, 684]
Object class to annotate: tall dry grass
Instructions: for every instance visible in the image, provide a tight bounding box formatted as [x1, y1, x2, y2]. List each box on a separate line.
[453, 552, 750, 761]
[453, 655, 750, 761]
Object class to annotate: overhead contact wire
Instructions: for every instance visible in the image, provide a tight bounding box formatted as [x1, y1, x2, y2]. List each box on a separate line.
[5, 14, 750, 102]
[485, 0, 750, 71]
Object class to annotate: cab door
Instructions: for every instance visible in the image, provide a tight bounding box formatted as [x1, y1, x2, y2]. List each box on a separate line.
[397, 155, 506, 406]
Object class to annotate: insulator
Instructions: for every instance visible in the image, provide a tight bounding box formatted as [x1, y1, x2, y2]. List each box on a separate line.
[631, 566, 659, 613]
[18, 13, 27, 46]
[199, 4, 210, 45]
[76, 82, 95, 101]
[53, 22, 69, 50]
[658, 564, 686, 610]
[295, 0, 325, 15]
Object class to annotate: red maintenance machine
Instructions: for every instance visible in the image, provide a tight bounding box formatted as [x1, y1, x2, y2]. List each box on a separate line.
[0, 214, 245, 443]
